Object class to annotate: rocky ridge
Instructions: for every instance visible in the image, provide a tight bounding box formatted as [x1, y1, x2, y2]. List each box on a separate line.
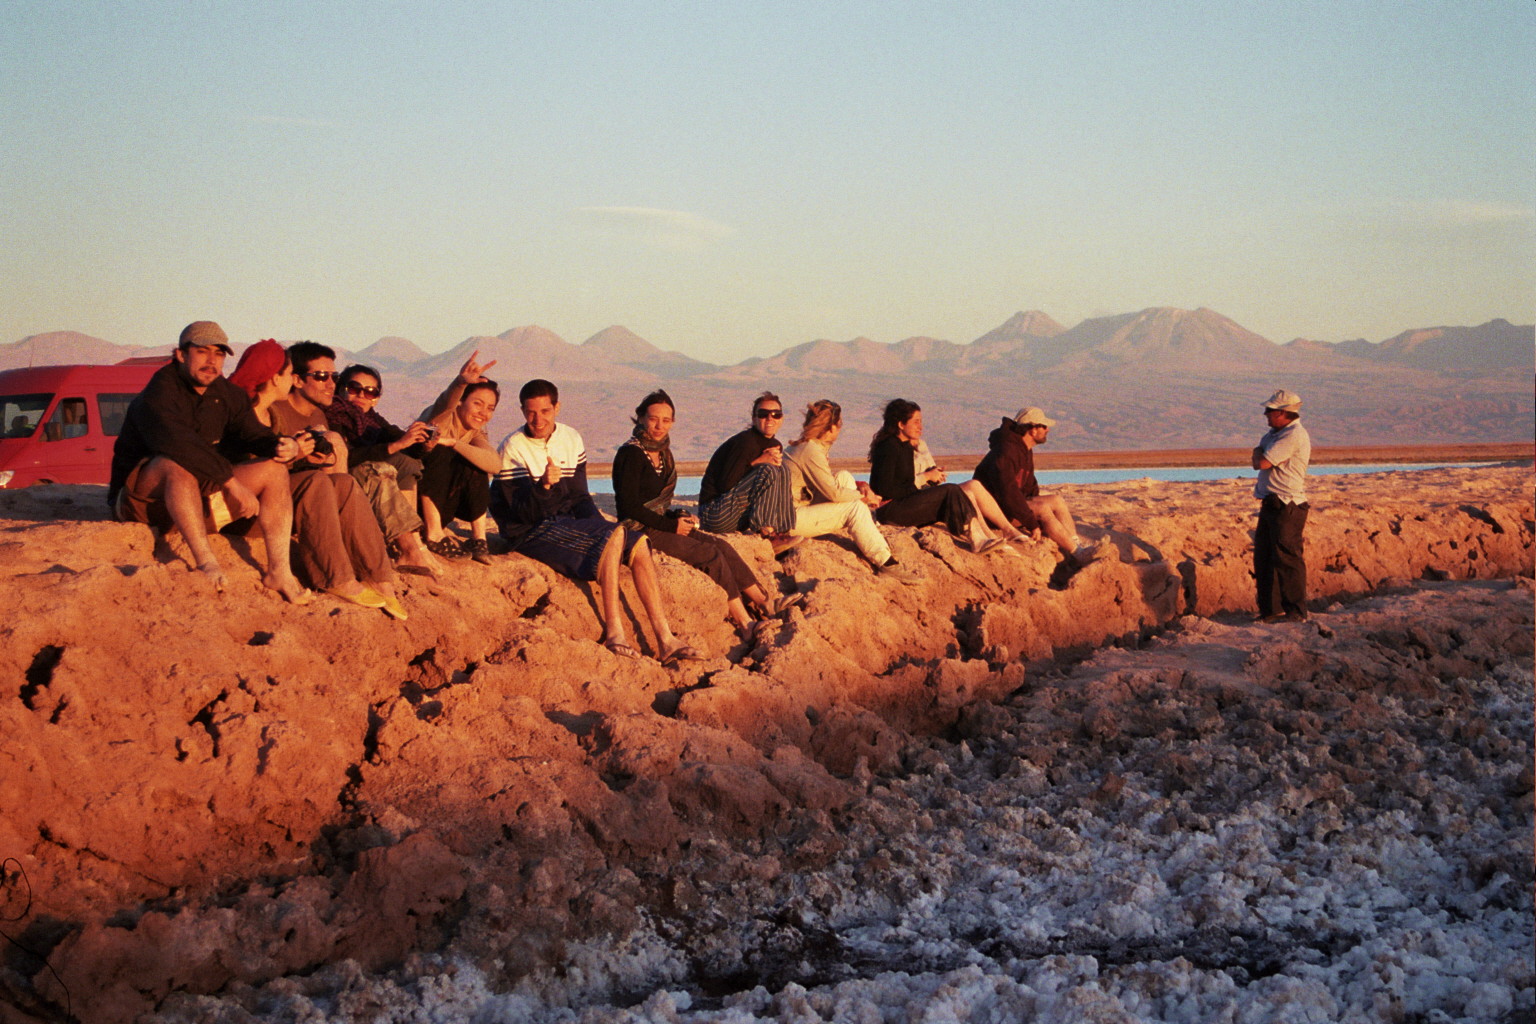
[0, 465, 1531, 1021]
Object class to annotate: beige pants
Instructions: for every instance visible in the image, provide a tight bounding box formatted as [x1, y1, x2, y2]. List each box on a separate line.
[790, 470, 890, 565]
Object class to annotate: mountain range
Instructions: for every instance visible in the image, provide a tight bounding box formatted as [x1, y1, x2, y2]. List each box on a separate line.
[4, 308, 1531, 460]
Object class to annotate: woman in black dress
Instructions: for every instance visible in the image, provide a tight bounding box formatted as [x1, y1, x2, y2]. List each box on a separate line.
[868, 399, 1024, 553]
[614, 390, 801, 640]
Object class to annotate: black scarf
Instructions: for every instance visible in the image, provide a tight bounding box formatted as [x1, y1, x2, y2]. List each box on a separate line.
[624, 429, 676, 519]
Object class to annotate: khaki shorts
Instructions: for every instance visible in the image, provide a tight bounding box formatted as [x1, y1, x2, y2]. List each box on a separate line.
[113, 459, 232, 532]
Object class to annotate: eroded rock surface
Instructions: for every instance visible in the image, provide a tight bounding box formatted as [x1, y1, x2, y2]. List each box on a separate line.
[0, 466, 1529, 1022]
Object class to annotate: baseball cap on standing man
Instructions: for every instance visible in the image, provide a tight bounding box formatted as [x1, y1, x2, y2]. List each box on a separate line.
[1262, 389, 1302, 413]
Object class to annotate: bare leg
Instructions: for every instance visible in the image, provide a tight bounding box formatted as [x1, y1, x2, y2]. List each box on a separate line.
[469, 513, 489, 542]
[231, 460, 309, 602]
[138, 459, 222, 583]
[724, 596, 753, 630]
[1026, 494, 1079, 556]
[596, 529, 630, 647]
[393, 528, 445, 574]
[741, 583, 769, 612]
[964, 515, 997, 549]
[420, 494, 446, 543]
[960, 480, 1029, 542]
[627, 537, 682, 655]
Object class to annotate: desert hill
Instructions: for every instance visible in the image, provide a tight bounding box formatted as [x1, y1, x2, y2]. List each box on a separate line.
[354, 335, 429, 372]
[4, 309, 1530, 459]
[582, 324, 714, 379]
[3, 330, 165, 366]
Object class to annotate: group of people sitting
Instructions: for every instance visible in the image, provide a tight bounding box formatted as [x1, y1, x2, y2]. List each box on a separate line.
[108, 321, 1113, 659]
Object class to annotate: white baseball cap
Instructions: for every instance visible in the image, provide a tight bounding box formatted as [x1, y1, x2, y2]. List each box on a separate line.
[1262, 389, 1302, 412]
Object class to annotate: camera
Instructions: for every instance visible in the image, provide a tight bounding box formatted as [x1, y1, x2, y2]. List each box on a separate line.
[306, 427, 334, 456]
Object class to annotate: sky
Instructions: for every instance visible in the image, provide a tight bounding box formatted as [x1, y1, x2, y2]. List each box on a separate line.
[3, 1, 1532, 363]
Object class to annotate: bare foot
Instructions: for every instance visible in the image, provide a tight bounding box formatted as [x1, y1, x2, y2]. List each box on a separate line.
[396, 532, 446, 575]
[396, 548, 443, 577]
[197, 560, 227, 593]
[262, 570, 312, 604]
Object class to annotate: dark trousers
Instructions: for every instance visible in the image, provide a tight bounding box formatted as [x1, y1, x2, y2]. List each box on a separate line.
[420, 446, 490, 525]
[643, 526, 758, 602]
[1254, 496, 1309, 616]
[875, 482, 976, 536]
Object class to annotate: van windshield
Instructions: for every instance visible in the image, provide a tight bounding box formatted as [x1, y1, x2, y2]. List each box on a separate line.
[2, 393, 51, 439]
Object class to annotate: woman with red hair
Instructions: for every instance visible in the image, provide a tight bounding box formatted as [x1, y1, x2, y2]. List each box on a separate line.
[229, 340, 407, 619]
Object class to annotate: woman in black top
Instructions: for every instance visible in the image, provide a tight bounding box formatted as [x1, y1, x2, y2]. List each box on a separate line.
[614, 390, 801, 640]
[867, 399, 1020, 553]
[696, 391, 796, 538]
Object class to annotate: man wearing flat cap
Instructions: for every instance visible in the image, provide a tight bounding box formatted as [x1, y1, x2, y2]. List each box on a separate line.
[1250, 388, 1312, 622]
[973, 405, 1114, 566]
[108, 321, 308, 601]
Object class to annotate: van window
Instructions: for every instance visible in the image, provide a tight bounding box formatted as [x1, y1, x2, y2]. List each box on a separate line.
[43, 398, 89, 441]
[2, 393, 51, 439]
[97, 393, 137, 437]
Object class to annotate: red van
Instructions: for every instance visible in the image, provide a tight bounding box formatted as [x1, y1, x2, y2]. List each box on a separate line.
[0, 358, 165, 488]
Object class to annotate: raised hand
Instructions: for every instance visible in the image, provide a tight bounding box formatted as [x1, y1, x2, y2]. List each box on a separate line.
[458, 349, 499, 384]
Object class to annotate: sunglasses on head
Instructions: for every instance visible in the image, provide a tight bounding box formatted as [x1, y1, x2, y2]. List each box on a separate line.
[755, 408, 784, 419]
[344, 382, 381, 398]
[302, 370, 338, 382]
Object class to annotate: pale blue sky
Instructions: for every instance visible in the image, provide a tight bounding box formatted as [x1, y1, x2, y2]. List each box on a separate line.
[3, 1, 1531, 361]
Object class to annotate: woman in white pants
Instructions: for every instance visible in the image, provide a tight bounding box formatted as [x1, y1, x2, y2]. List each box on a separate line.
[783, 399, 919, 585]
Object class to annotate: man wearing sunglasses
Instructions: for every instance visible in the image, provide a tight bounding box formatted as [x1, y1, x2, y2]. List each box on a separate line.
[275, 343, 442, 577]
[272, 341, 348, 470]
[696, 391, 797, 546]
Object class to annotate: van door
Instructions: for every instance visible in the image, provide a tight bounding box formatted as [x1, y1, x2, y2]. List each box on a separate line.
[34, 395, 98, 484]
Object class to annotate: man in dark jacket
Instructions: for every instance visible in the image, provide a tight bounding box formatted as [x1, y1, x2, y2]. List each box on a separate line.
[108, 321, 307, 599]
[972, 405, 1114, 566]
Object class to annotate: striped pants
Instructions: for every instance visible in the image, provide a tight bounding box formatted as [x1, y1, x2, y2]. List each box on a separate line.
[697, 462, 795, 535]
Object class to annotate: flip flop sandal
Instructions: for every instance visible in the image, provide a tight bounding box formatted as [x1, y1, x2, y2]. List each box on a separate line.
[769, 592, 804, 617]
[603, 638, 641, 659]
[660, 644, 704, 667]
[380, 593, 409, 621]
[327, 586, 387, 609]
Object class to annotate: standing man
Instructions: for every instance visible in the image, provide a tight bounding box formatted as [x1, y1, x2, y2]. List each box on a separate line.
[108, 321, 307, 600]
[1251, 389, 1312, 622]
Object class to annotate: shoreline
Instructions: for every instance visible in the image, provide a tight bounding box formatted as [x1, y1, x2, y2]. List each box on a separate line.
[595, 441, 1533, 479]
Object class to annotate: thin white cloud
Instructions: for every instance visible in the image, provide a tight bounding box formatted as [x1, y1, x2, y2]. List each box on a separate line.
[572, 206, 734, 252]
[250, 115, 334, 128]
[1338, 199, 1536, 256]
[1390, 200, 1533, 227]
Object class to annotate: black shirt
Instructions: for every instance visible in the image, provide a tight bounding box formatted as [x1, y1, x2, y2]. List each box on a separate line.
[108, 362, 279, 503]
[699, 428, 781, 505]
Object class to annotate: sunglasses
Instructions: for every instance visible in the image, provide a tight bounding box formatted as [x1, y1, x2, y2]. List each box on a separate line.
[755, 409, 784, 419]
[301, 371, 339, 382]
[344, 382, 382, 398]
